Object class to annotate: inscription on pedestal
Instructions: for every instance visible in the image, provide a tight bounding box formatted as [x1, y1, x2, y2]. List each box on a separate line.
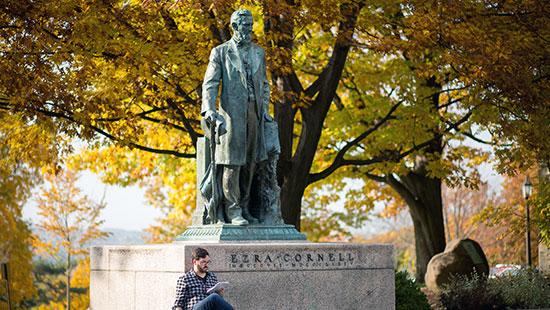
[226, 249, 358, 271]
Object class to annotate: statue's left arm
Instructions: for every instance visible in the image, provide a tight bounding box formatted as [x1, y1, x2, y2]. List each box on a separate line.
[202, 47, 222, 118]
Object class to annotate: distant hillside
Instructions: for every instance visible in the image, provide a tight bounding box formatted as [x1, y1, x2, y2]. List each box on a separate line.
[31, 227, 147, 262]
[90, 228, 147, 246]
[32, 226, 147, 248]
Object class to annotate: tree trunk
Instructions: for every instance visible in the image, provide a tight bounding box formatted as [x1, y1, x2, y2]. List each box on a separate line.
[66, 251, 71, 310]
[279, 171, 308, 230]
[387, 171, 446, 281]
[266, 1, 363, 230]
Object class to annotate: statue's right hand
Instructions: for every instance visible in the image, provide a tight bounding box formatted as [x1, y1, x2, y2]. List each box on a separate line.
[204, 110, 219, 124]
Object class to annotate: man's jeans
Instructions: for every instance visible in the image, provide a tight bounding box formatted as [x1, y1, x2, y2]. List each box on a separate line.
[192, 293, 234, 310]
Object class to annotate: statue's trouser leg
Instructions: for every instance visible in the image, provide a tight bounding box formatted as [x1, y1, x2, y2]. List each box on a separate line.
[222, 165, 243, 220]
[240, 98, 259, 222]
[240, 156, 257, 222]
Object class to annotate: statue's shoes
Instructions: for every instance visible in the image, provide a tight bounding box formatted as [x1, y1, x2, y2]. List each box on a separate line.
[242, 212, 259, 225]
[231, 216, 249, 226]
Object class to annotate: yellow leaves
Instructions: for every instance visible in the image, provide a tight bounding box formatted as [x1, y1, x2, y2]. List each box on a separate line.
[34, 257, 90, 309]
[0, 113, 58, 306]
[378, 198, 407, 219]
[69, 258, 91, 309]
[0, 113, 66, 173]
[0, 211, 36, 305]
[3, 0, 209, 156]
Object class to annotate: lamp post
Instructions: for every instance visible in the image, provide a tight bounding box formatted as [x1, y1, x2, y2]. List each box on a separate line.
[522, 176, 533, 268]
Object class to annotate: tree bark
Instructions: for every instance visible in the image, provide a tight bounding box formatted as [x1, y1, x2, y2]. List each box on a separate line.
[66, 251, 71, 310]
[387, 171, 446, 281]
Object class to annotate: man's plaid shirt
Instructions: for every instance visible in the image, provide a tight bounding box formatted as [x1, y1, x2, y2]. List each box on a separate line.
[172, 269, 218, 310]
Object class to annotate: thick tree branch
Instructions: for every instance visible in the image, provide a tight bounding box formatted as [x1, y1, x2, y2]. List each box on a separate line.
[286, 70, 304, 94]
[87, 122, 195, 158]
[7, 101, 195, 158]
[308, 103, 478, 184]
[303, 1, 364, 100]
[167, 98, 201, 147]
[461, 130, 511, 147]
[152, 76, 201, 147]
[385, 174, 418, 207]
[140, 115, 190, 133]
[95, 106, 167, 122]
[438, 97, 464, 110]
[363, 171, 387, 183]
[308, 100, 402, 183]
[439, 105, 478, 133]
[304, 67, 330, 98]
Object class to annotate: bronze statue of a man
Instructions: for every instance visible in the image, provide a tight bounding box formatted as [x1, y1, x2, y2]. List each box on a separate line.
[201, 9, 272, 226]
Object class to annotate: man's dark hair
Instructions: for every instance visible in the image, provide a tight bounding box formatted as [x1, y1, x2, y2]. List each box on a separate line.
[191, 247, 209, 260]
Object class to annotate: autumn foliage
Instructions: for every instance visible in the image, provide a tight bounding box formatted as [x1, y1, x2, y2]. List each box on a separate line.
[0, 0, 547, 296]
[32, 170, 108, 309]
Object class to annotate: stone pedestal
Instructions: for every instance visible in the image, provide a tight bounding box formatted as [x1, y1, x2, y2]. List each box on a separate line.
[90, 242, 395, 310]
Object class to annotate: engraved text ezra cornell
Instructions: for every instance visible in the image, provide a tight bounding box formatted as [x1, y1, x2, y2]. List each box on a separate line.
[226, 250, 358, 270]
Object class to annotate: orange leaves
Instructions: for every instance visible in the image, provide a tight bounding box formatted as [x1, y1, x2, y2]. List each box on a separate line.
[34, 169, 109, 260]
[464, 170, 545, 265]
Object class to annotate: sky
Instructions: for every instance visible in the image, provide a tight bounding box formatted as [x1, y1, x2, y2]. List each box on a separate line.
[23, 170, 163, 231]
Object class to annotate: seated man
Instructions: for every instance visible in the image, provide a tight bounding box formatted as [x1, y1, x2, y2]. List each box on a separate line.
[173, 248, 234, 310]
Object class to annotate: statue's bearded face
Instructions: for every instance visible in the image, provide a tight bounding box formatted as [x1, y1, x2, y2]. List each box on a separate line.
[234, 15, 253, 43]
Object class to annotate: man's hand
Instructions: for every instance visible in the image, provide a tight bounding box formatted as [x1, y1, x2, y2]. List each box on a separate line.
[217, 287, 225, 296]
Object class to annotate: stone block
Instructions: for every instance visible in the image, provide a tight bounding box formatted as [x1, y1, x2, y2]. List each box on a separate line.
[92, 244, 189, 272]
[90, 246, 109, 271]
[219, 269, 394, 310]
[135, 272, 181, 310]
[90, 271, 109, 309]
[109, 271, 136, 310]
[192, 137, 209, 225]
[90, 242, 395, 310]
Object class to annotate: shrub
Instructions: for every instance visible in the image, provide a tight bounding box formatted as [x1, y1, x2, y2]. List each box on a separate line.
[395, 270, 430, 310]
[440, 268, 550, 310]
[492, 268, 550, 309]
[439, 272, 505, 310]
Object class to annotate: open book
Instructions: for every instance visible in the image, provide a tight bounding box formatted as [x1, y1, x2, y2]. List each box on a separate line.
[206, 282, 229, 294]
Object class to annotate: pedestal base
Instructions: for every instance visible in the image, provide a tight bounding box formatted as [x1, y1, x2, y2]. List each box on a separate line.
[175, 224, 307, 242]
[90, 242, 395, 310]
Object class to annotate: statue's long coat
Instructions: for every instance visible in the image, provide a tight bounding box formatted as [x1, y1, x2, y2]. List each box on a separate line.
[201, 39, 270, 165]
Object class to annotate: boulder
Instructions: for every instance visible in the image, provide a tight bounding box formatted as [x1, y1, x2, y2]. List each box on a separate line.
[425, 238, 489, 291]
